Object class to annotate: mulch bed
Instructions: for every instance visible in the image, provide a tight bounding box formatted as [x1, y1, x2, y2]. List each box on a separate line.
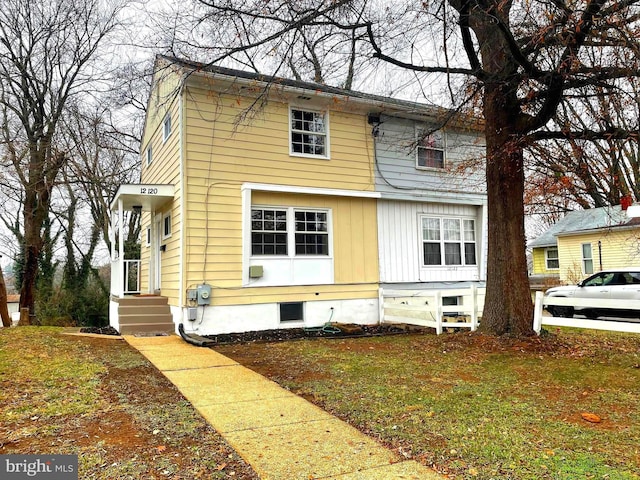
[79, 325, 121, 336]
[202, 323, 429, 345]
[80, 323, 432, 344]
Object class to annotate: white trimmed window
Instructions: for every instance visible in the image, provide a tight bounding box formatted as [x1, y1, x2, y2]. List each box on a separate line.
[162, 213, 171, 239]
[290, 108, 328, 158]
[421, 216, 476, 266]
[163, 114, 172, 142]
[146, 146, 152, 165]
[582, 243, 593, 274]
[145, 227, 151, 246]
[416, 128, 445, 169]
[251, 208, 288, 255]
[251, 207, 330, 256]
[545, 247, 559, 270]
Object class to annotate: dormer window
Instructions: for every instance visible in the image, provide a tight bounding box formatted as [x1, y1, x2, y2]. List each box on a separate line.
[290, 108, 329, 158]
[416, 129, 445, 169]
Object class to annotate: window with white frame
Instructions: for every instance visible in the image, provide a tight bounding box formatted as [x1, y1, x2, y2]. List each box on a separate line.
[162, 213, 171, 239]
[146, 146, 152, 165]
[421, 216, 477, 266]
[146, 227, 151, 246]
[251, 207, 330, 256]
[295, 211, 329, 255]
[545, 247, 559, 270]
[290, 108, 328, 157]
[251, 208, 288, 255]
[163, 114, 172, 142]
[416, 129, 445, 169]
[582, 243, 593, 274]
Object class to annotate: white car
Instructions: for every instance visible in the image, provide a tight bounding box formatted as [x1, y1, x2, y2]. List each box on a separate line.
[544, 268, 640, 318]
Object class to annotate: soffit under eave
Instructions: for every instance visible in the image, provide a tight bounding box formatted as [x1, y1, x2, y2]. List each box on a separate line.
[182, 67, 483, 131]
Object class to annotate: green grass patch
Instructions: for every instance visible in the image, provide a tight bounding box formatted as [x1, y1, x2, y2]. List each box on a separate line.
[216, 328, 640, 479]
[0, 327, 257, 479]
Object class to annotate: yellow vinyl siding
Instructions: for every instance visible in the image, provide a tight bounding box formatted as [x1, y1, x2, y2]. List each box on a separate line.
[210, 283, 378, 306]
[141, 62, 182, 149]
[181, 187, 379, 306]
[558, 229, 640, 283]
[531, 248, 547, 275]
[179, 79, 380, 306]
[139, 75, 183, 305]
[183, 85, 375, 192]
[531, 247, 559, 275]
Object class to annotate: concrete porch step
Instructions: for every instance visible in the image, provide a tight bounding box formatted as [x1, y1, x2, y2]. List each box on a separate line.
[119, 322, 175, 335]
[113, 295, 174, 336]
[118, 305, 172, 316]
[117, 296, 169, 307]
[119, 313, 173, 324]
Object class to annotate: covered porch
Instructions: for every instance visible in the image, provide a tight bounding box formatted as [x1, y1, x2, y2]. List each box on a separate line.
[109, 184, 175, 334]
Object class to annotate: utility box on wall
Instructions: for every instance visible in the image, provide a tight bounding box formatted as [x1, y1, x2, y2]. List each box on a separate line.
[249, 265, 263, 278]
[196, 284, 212, 305]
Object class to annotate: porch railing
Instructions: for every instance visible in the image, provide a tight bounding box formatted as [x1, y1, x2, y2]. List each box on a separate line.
[123, 260, 141, 294]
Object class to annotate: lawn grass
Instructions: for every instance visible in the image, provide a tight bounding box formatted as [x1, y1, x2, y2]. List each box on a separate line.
[0, 327, 257, 479]
[215, 328, 640, 479]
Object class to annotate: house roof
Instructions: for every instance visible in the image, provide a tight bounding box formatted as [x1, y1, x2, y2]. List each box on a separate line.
[156, 55, 484, 130]
[529, 205, 640, 248]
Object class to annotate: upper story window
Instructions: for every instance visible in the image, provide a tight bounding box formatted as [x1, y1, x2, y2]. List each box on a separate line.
[252, 207, 330, 257]
[290, 108, 328, 158]
[416, 129, 445, 169]
[421, 216, 476, 266]
[545, 247, 559, 270]
[146, 145, 152, 166]
[163, 114, 172, 142]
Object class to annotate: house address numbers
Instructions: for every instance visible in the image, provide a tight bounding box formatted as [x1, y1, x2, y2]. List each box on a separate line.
[140, 187, 159, 195]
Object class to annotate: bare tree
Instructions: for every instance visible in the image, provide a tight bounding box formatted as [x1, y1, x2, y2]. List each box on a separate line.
[0, 0, 127, 317]
[153, 0, 374, 89]
[184, 0, 640, 336]
[526, 76, 640, 215]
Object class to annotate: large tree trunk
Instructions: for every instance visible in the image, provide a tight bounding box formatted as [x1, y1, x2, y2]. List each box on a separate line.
[480, 84, 534, 336]
[19, 183, 48, 319]
[0, 263, 11, 328]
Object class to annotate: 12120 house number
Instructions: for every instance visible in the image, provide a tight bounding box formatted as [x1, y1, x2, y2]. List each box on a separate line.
[140, 187, 158, 195]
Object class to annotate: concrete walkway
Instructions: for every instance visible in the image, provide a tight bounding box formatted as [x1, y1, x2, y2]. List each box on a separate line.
[124, 335, 443, 480]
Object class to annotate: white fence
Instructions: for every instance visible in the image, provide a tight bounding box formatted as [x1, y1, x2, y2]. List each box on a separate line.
[533, 291, 640, 334]
[379, 286, 484, 334]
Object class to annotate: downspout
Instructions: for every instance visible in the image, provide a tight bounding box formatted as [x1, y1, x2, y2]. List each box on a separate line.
[178, 323, 214, 347]
[598, 240, 602, 272]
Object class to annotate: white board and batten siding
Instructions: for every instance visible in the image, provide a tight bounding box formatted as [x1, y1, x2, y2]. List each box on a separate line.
[377, 200, 487, 283]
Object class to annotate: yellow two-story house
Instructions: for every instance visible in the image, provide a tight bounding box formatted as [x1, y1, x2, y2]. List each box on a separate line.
[529, 205, 640, 286]
[109, 55, 486, 335]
